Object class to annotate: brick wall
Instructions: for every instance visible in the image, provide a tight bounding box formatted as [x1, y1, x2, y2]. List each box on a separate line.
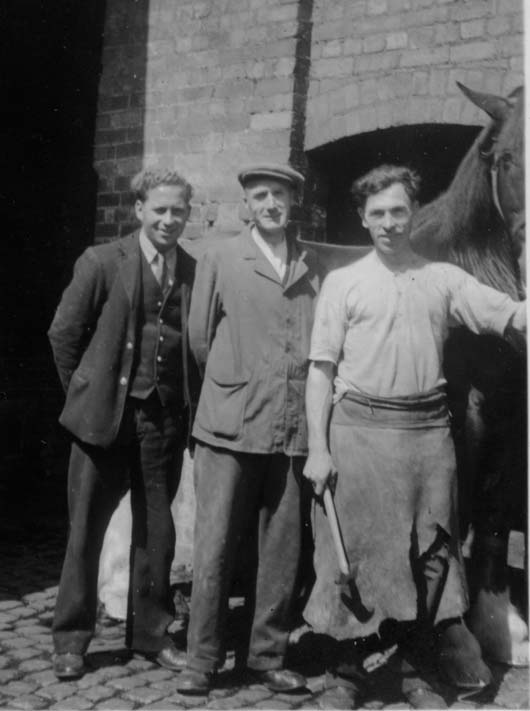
[94, 0, 303, 242]
[306, 0, 523, 150]
[93, 0, 523, 241]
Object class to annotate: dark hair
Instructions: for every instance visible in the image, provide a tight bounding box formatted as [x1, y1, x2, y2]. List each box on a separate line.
[131, 169, 193, 203]
[352, 165, 421, 208]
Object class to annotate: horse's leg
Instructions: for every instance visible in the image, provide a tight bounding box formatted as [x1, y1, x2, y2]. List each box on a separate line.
[466, 388, 528, 667]
[468, 533, 528, 667]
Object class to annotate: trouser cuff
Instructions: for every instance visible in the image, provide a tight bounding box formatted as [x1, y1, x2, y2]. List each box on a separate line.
[186, 655, 219, 674]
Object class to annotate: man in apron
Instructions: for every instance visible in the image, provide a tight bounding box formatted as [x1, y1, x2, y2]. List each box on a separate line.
[303, 165, 526, 706]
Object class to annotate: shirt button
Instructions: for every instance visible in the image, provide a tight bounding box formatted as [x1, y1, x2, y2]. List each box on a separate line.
[157, 301, 162, 308]
[126, 341, 133, 350]
[120, 376, 127, 386]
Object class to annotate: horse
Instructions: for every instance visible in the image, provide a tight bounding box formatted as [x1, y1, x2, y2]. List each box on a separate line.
[410, 83, 527, 669]
[300, 82, 527, 675]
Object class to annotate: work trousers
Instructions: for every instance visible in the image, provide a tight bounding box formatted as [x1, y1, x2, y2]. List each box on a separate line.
[186, 443, 304, 673]
[53, 394, 184, 655]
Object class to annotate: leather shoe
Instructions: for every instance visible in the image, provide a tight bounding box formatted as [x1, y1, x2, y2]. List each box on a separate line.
[140, 641, 185, 672]
[251, 668, 307, 692]
[176, 667, 213, 694]
[53, 652, 86, 680]
[436, 619, 492, 691]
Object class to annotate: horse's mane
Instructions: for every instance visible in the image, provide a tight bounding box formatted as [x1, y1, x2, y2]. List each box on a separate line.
[411, 124, 521, 300]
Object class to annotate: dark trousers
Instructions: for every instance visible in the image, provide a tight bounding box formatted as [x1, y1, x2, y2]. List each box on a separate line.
[53, 395, 184, 655]
[186, 442, 303, 673]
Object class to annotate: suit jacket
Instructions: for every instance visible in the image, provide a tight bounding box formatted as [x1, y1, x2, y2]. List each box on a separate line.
[48, 231, 198, 448]
[189, 226, 320, 455]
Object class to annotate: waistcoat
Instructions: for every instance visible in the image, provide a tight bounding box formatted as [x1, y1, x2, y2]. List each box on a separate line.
[130, 253, 183, 405]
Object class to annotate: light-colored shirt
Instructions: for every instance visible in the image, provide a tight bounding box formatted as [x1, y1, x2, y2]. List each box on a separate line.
[251, 227, 288, 281]
[310, 250, 525, 398]
[139, 229, 176, 289]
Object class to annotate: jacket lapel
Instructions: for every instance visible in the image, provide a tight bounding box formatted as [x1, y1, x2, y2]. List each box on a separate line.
[239, 227, 283, 286]
[118, 231, 142, 307]
[284, 239, 318, 293]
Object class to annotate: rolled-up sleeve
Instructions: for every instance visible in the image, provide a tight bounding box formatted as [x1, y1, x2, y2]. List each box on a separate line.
[309, 272, 347, 364]
[446, 265, 525, 336]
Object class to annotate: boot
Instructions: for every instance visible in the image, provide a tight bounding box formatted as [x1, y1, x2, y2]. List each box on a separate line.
[436, 618, 492, 691]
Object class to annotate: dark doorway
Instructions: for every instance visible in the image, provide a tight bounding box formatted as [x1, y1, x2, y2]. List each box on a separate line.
[1, 1, 106, 529]
[305, 124, 481, 245]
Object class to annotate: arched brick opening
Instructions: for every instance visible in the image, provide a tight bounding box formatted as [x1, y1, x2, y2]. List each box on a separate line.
[304, 123, 481, 245]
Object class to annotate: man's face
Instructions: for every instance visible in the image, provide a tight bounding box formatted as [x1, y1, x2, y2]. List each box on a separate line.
[358, 182, 416, 259]
[135, 184, 190, 253]
[244, 178, 294, 238]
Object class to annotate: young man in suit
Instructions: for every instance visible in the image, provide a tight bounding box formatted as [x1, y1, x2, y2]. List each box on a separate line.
[49, 168, 198, 679]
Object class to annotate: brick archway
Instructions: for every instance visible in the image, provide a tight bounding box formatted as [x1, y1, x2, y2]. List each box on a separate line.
[303, 123, 480, 244]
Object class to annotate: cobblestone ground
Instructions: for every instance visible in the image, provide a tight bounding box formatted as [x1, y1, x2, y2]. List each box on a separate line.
[0, 522, 528, 711]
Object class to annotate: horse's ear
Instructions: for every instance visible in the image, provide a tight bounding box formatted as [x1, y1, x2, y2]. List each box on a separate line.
[457, 82, 511, 123]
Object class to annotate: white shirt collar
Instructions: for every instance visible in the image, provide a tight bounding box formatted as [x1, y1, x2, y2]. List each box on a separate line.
[251, 227, 288, 280]
[139, 229, 177, 276]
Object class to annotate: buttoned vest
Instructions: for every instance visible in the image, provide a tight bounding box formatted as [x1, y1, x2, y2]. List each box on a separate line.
[129, 253, 183, 406]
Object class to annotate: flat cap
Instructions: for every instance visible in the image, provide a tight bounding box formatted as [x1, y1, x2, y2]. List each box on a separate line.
[238, 163, 305, 189]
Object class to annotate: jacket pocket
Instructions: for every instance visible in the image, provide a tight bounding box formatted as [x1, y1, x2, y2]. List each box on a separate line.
[199, 375, 248, 440]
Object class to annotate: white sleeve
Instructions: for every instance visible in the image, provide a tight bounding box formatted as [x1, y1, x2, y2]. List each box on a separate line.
[446, 265, 524, 336]
[309, 272, 348, 363]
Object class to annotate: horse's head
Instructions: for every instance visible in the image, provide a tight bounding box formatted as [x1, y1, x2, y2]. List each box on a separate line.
[458, 83, 525, 277]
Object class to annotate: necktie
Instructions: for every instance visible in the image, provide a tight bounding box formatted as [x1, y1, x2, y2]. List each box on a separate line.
[153, 252, 167, 290]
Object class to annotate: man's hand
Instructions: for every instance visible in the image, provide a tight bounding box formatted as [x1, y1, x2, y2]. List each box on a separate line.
[303, 449, 337, 497]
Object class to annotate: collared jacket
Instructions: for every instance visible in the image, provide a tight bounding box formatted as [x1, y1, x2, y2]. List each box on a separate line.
[189, 226, 320, 455]
[48, 231, 199, 448]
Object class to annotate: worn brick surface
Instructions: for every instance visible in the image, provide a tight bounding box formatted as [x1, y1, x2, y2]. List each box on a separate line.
[9, 695, 50, 710]
[135, 667, 174, 683]
[2, 680, 38, 697]
[0, 599, 20, 611]
[123, 685, 167, 704]
[107, 674, 145, 691]
[0, 669, 22, 684]
[80, 685, 116, 703]
[93, 699, 135, 710]
[48, 697, 94, 710]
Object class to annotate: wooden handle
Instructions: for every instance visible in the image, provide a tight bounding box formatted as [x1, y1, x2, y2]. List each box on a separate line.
[323, 487, 350, 576]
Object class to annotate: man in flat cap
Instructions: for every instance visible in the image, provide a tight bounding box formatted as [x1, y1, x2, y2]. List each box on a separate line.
[177, 164, 320, 694]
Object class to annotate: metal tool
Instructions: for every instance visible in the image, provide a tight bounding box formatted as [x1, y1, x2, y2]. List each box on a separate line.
[323, 486, 374, 622]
